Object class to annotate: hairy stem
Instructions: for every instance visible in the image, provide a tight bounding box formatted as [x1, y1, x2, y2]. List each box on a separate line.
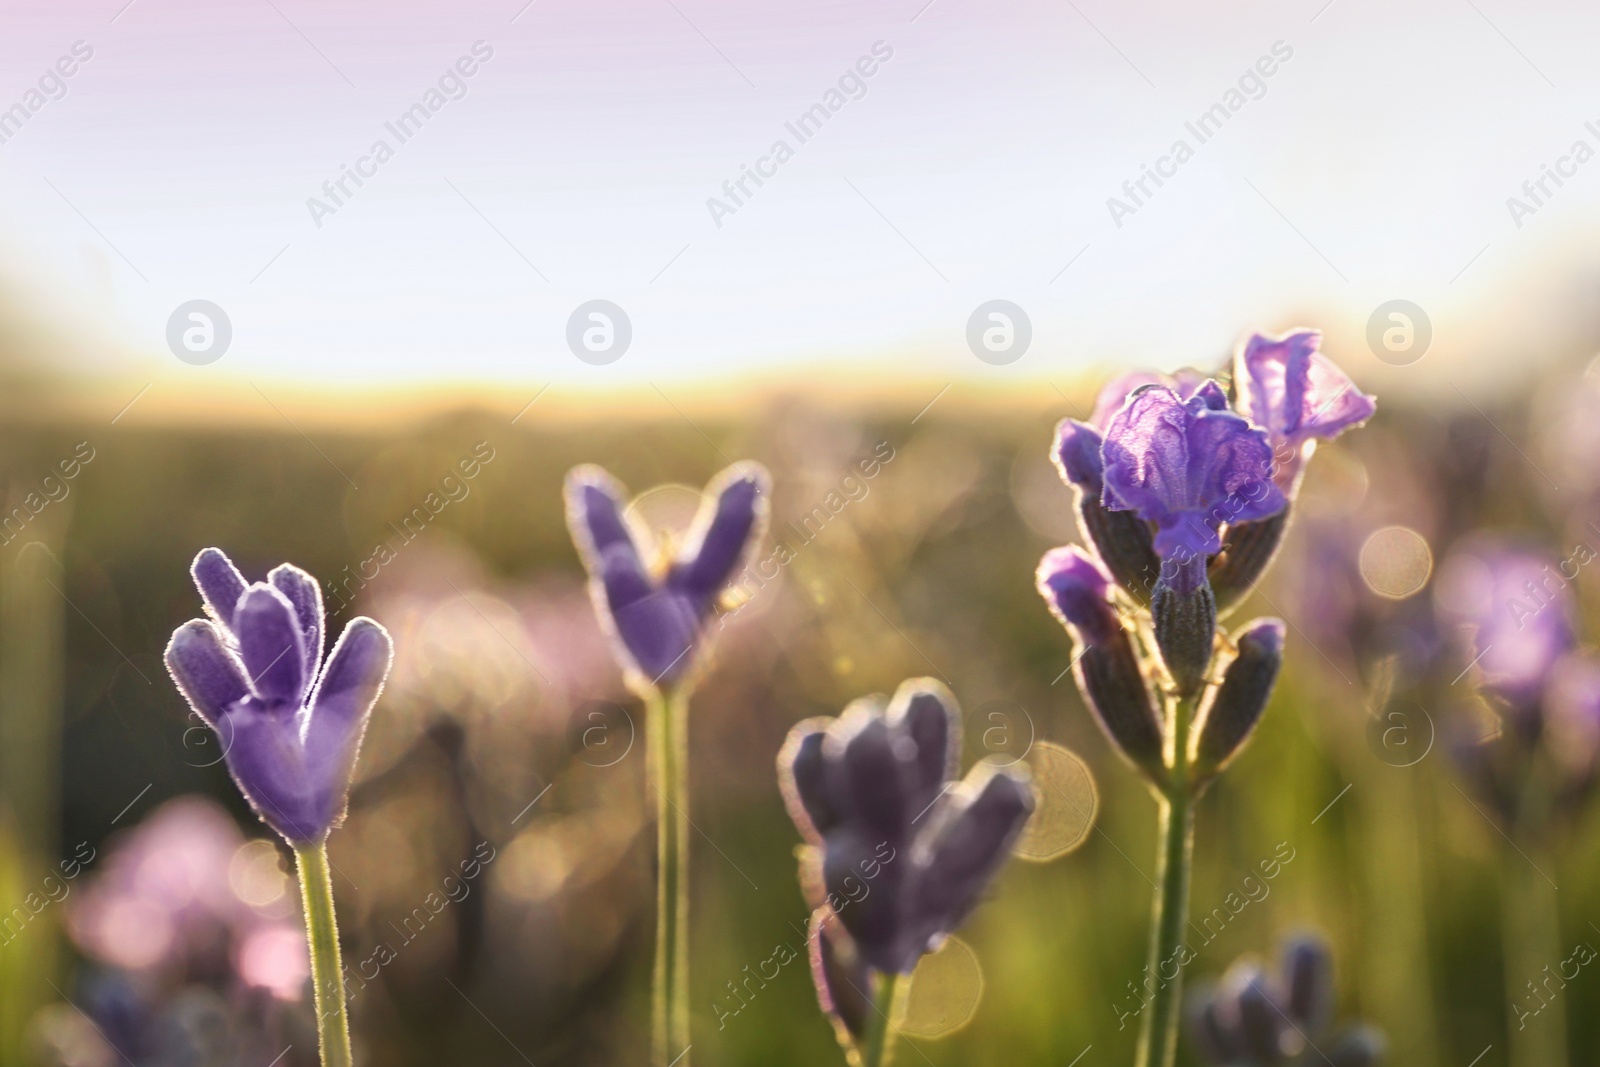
[858, 972, 903, 1067]
[1136, 694, 1198, 1067]
[648, 686, 693, 1066]
[295, 843, 354, 1067]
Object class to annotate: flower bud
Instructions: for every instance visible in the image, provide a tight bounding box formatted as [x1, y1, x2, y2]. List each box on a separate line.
[1208, 509, 1291, 617]
[1151, 579, 1217, 699]
[1037, 548, 1165, 779]
[1077, 641, 1165, 784]
[1052, 419, 1161, 602]
[1194, 619, 1285, 778]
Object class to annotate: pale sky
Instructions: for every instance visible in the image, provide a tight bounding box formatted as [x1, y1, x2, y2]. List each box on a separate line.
[3, 0, 1598, 402]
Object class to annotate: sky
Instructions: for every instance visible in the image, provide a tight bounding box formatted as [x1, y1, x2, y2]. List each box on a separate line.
[2, 0, 1599, 406]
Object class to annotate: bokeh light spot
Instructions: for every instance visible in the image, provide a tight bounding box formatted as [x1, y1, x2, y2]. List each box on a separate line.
[229, 839, 290, 909]
[1014, 741, 1096, 861]
[900, 935, 983, 1039]
[1359, 525, 1433, 599]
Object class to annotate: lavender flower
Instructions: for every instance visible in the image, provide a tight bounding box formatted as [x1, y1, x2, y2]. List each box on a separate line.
[1435, 540, 1576, 716]
[1435, 539, 1600, 821]
[565, 461, 769, 692]
[777, 680, 1033, 1046]
[1232, 330, 1377, 493]
[1100, 382, 1286, 596]
[1039, 341, 1370, 1067]
[1188, 934, 1385, 1067]
[165, 548, 393, 845]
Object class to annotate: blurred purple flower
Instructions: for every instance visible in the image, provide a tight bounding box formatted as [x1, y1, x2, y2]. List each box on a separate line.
[1232, 330, 1376, 491]
[1189, 933, 1385, 1067]
[778, 680, 1033, 979]
[1100, 384, 1285, 595]
[1434, 541, 1575, 714]
[565, 461, 769, 690]
[1546, 652, 1600, 778]
[68, 796, 307, 1000]
[166, 548, 394, 844]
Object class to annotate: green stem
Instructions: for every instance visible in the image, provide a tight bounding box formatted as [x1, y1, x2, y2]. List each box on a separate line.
[648, 686, 693, 1067]
[295, 843, 353, 1067]
[1136, 695, 1198, 1067]
[1504, 772, 1566, 1067]
[858, 972, 903, 1067]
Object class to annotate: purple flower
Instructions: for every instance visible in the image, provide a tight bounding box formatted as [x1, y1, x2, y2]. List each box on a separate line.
[778, 680, 1033, 979]
[1434, 541, 1575, 714]
[1188, 933, 1385, 1067]
[1232, 330, 1376, 491]
[565, 461, 769, 691]
[165, 548, 393, 844]
[1100, 383, 1286, 595]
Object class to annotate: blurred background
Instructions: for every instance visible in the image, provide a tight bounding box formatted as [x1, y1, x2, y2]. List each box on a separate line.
[4, 0, 1600, 1064]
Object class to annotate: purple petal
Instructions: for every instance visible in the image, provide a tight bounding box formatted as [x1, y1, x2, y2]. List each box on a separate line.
[909, 767, 1033, 959]
[1232, 969, 1289, 1062]
[191, 548, 247, 634]
[164, 620, 250, 726]
[1180, 397, 1286, 523]
[807, 907, 875, 1041]
[1090, 369, 1213, 430]
[564, 466, 645, 573]
[1102, 385, 1284, 565]
[672, 463, 769, 605]
[1282, 934, 1335, 1034]
[1193, 379, 1229, 411]
[269, 563, 324, 699]
[1036, 547, 1118, 646]
[304, 617, 393, 831]
[1100, 386, 1191, 524]
[824, 826, 909, 973]
[609, 587, 700, 685]
[824, 705, 912, 841]
[1235, 330, 1376, 446]
[216, 702, 325, 843]
[889, 680, 960, 822]
[233, 585, 307, 707]
[1052, 419, 1104, 492]
[778, 720, 838, 842]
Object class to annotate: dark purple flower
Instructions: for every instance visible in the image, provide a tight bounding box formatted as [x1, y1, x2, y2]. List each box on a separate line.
[1434, 541, 1575, 714]
[1232, 330, 1376, 492]
[1189, 933, 1385, 1067]
[1100, 384, 1285, 595]
[165, 548, 393, 844]
[777, 679, 1033, 978]
[565, 462, 769, 691]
